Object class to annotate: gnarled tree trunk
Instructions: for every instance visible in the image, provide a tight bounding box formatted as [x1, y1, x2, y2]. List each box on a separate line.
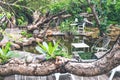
[86, 0, 104, 36]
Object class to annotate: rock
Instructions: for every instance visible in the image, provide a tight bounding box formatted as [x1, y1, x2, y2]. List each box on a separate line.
[27, 25, 37, 30]
[0, 36, 9, 46]
[0, 28, 22, 47]
[0, 41, 8, 47]
[9, 59, 15, 64]
[34, 54, 46, 61]
[22, 38, 30, 46]
[35, 38, 43, 42]
[29, 37, 35, 40]
[23, 42, 29, 46]
[46, 30, 53, 36]
[25, 55, 33, 63]
[33, 30, 39, 34]
[37, 34, 43, 38]
[11, 43, 21, 49]
[28, 37, 36, 44]
[12, 50, 46, 63]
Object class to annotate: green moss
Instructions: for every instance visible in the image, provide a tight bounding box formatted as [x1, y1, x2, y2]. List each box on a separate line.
[78, 52, 94, 59]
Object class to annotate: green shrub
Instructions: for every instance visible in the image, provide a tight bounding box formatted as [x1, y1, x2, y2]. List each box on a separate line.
[36, 41, 71, 60]
[78, 52, 94, 59]
[0, 42, 19, 64]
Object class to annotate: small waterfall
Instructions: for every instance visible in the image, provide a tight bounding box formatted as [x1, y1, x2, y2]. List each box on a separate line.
[15, 75, 46, 80]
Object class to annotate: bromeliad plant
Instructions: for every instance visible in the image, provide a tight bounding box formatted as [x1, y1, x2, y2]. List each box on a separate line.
[0, 42, 19, 64]
[36, 41, 70, 60]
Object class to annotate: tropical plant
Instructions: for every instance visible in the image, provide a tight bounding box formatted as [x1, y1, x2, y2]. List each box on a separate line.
[0, 42, 19, 64]
[35, 41, 71, 60]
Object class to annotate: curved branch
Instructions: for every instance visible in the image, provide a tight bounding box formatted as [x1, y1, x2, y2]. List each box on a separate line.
[65, 35, 120, 76]
[0, 59, 58, 76]
[86, 0, 100, 26]
[35, 10, 66, 27]
[27, 10, 66, 31]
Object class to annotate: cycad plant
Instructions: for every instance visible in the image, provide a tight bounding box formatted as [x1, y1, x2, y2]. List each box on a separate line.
[35, 41, 70, 60]
[0, 42, 19, 64]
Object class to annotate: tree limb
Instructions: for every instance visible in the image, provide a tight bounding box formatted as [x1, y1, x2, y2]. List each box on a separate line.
[86, 0, 100, 26]
[65, 35, 120, 76]
[26, 10, 66, 31]
[86, 0, 106, 36]
[35, 10, 66, 27]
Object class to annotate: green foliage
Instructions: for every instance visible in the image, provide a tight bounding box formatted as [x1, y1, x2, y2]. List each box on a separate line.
[66, 1, 82, 18]
[90, 0, 97, 4]
[107, 1, 120, 24]
[15, 0, 27, 6]
[26, 0, 51, 13]
[46, 0, 85, 32]
[17, 16, 28, 26]
[0, 0, 33, 27]
[14, 7, 31, 26]
[0, 12, 12, 29]
[87, 7, 92, 13]
[1, 0, 120, 34]
[49, 1, 66, 14]
[100, 23, 107, 33]
[48, 0, 82, 17]
[6, 12, 12, 19]
[115, 2, 120, 12]
[60, 20, 79, 34]
[0, 42, 19, 64]
[36, 41, 71, 60]
[59, 20, 71, 32]
[93, 0, 110, 33]
[21, 31, 32, 38]
[0, 22, 7, 30]
[78, 52, 94, 59]
[0, 14, 4, 19]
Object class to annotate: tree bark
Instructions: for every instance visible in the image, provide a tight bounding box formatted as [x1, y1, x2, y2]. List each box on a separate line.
[35, 10, 66, 27]
[27, 10, 66, 31]
[86, 0, 104, 36]
[87, 0, 100, 26]
[66, 35, 120, 76]
[0, 35, 120, 77]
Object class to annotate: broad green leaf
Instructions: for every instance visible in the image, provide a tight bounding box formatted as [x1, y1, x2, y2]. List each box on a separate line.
[46, 55, 52, 60]
[48, 42, 54, 56]
[2, 42, 11, 54]
[50, 41, 59, 58]
[38, 42, 48, 52]
[0, 48, 4, 55]
[42, 42, 48, 51]
[35, 46, 46, 54]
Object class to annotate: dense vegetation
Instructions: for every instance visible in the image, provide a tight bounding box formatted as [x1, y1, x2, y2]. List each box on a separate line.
[0, 0, 120, 33]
